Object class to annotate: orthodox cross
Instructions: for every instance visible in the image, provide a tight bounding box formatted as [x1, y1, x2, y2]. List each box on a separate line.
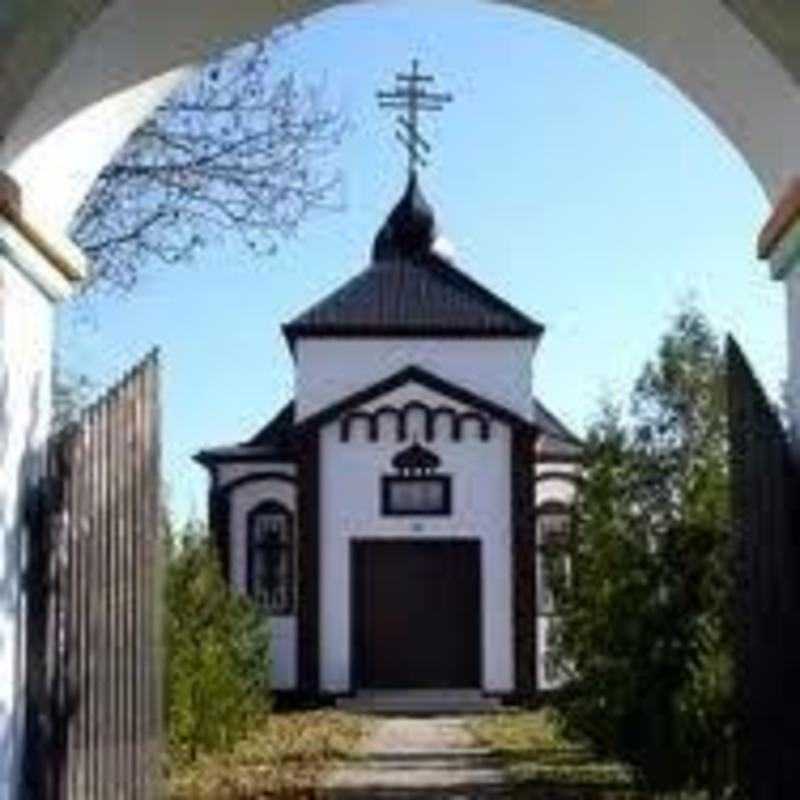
[377, 59, 454, 174]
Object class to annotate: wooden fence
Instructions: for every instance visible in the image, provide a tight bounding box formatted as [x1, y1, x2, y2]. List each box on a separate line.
[23, 350, 163, 799]
[727, 336, 800, 799]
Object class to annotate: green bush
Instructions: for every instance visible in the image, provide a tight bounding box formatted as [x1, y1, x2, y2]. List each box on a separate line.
[165, 522, 271, 764]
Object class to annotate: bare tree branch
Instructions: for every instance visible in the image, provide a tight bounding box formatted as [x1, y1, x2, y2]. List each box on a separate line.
[70, 35, 345, 293]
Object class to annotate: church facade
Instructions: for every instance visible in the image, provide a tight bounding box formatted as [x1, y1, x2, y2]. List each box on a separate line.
[196, 175, 581, 698]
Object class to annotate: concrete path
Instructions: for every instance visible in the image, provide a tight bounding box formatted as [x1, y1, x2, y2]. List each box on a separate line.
[322, 715, 510, 798]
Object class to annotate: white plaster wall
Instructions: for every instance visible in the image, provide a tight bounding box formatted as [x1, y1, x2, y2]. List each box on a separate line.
[228, 475, 298, 691]
[535, 469, 580, 507]
[295, 338, 535, 423]
[217, 461, 296, 488]
[0, 251, 57, 800]
[318, 385, 515, 694]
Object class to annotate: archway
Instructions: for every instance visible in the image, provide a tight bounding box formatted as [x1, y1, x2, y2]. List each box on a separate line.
[3, 0, 800, 229]
[2, 2, 800, 798]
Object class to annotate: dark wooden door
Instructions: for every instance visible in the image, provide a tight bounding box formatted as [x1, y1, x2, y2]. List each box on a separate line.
[353, 540, 481, 689]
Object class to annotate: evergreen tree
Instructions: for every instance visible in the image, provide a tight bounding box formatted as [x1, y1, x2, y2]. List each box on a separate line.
[165, 519, 271, 764]
[551, 306, 734, 795]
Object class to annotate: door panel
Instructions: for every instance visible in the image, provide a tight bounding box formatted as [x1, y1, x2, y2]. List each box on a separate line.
[353, 541, 481, 689]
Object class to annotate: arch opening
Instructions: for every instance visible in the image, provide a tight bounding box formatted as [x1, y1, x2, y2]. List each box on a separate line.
[2, 0, 800, 233]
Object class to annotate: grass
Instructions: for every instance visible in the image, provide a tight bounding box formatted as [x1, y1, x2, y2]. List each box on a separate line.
[469, 708, 644, 798]
[168, 710, 369, 799]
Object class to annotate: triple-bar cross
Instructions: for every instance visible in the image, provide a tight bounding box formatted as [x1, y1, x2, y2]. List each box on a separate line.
[377, 59, 454, 174]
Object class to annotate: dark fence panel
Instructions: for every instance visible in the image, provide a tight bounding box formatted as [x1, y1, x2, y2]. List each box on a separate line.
[24, 350, 163, 800]
[727, 336, 800, 800]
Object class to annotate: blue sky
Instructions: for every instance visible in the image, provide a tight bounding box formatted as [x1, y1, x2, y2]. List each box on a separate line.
[59, 0, 784, 521]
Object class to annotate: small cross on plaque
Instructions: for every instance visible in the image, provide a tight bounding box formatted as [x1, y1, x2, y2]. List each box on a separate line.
[377, 59, 454, 174]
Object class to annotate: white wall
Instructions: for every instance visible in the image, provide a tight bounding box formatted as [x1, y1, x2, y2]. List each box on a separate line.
[317, 380, 515, 694]
[295, 338, 535, 423]
[0, 229, 66, 800]
[223, 470, 298, 691]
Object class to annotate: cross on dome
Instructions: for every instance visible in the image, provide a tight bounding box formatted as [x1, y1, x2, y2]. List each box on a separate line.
[377, 59, 454, 175]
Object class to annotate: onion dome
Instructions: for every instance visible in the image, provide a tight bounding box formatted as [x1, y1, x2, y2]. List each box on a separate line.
[372, 171, 436, 262]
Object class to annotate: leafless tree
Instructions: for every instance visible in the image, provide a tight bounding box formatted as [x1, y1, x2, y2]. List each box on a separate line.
[71, 35, 345, 292]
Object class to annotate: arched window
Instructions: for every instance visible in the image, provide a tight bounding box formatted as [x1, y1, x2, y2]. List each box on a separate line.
[247, 501, 294, 615]
[536, 510, 571, 615]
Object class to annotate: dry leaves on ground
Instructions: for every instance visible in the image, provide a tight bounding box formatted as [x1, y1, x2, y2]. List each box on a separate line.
[169, 710, 367, 799]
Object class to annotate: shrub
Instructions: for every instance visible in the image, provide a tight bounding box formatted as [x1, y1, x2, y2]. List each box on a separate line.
[165, 522, 271, 764]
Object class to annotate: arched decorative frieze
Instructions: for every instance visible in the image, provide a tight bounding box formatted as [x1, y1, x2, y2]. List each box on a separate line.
[219, 470, 298, 496]
[429, 406, 456, 441]
[340, 411, 378, 442]
[536, 499, 572, 516]
[535, 471, 583, 486]
[455, 411, 491, 442]
[402, 400, 437, 441]
[374, 406, 403, 440]
[339, 401, 491, 444]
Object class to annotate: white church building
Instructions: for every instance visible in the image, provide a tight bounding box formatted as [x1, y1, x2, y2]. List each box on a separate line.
[196, 173, 581, 700]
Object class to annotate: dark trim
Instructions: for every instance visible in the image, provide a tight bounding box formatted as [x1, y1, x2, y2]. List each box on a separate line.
[535, 471, 583, 486]
[512, 426, 537, 695]
[380, 474, 453, 516]
[537, 499, 572, 516]
[340, 412, 378, 442]
[208, 485, 232, 583]
[350, 541, 360, 692]
[284, 326, 543, 343]
[299, 365, 536, 435]
[391, 441, 441, 473]
[197, 452, 296, 466]
[296, 428, 320, 693]
[536, 451, 584, 465]
[219, 470, 298, 496]
[456, 411, 491, 441]
[209, 473, 298, 588]
[340, 402, 491, 443]
[245, 500, 295, 617]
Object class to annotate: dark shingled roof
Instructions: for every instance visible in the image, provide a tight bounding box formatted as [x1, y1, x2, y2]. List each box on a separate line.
[282, 174, 544, 348]
[247, 401, 295, 448]
[533, 399, 583, 447]
[194, 402, 296, 465]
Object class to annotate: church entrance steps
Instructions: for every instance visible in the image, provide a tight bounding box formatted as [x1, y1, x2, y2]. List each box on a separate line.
[322, 715, 507, 795]
[335, 689, 502, 715]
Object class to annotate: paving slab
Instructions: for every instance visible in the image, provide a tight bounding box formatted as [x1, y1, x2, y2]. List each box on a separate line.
[322, 715, 510, 798]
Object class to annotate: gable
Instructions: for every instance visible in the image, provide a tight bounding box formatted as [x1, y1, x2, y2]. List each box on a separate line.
[295, 365, 536, 437]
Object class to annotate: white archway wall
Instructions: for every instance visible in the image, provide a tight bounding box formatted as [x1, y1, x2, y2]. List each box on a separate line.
[2, 0, 800, 234]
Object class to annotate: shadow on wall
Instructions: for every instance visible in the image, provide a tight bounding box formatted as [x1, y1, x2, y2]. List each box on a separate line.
[0, 365, 44, 794]
[18, 410, 80, 798]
